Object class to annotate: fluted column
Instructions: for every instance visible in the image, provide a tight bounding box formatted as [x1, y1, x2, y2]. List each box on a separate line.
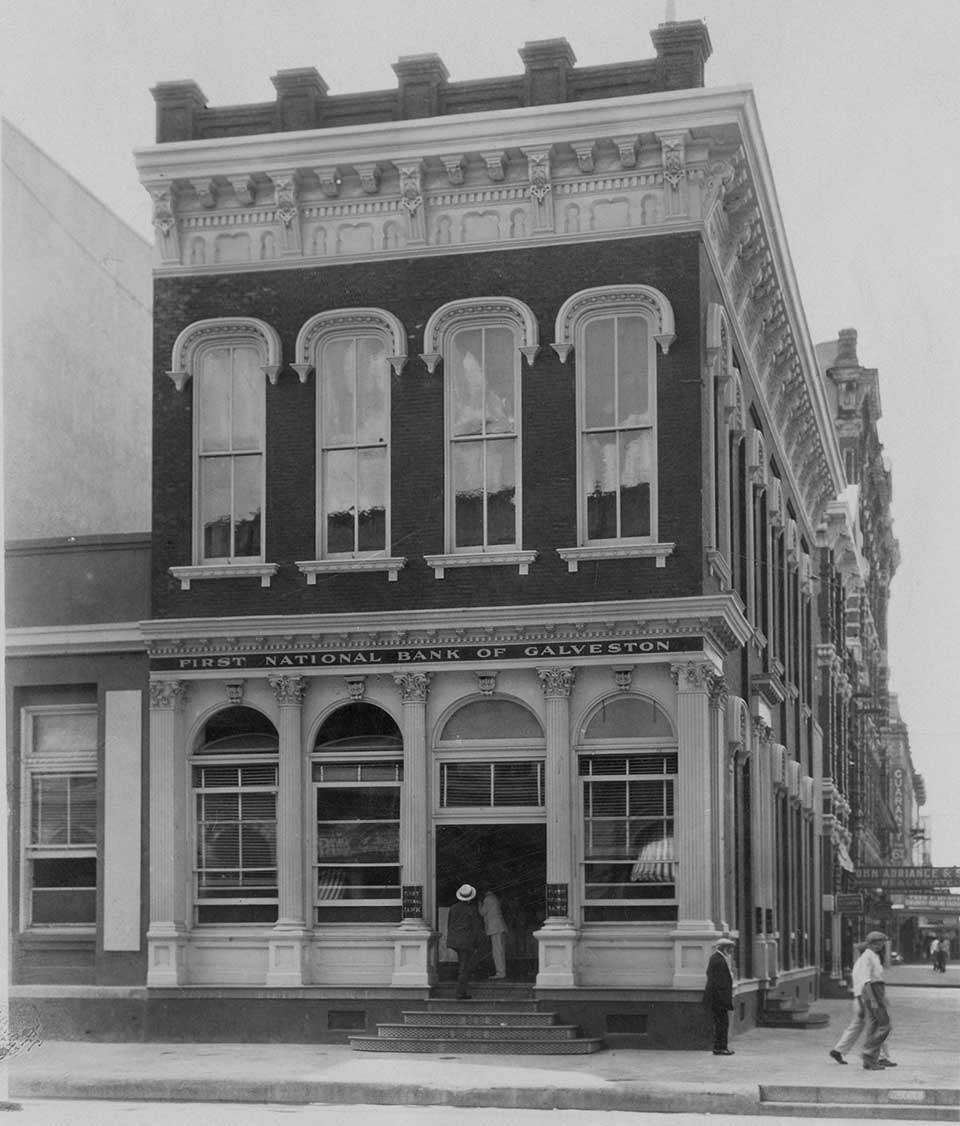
[751, 718, 776, 982]
[391, 671, 434, 986]
[710, 677, 730, 933]
[534, 666, 577, 987]
[265, 675, 308, 986]
[147, 679, 189, 986]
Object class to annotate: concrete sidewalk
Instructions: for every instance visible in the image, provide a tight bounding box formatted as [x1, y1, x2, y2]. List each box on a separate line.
[6, 976, 959, 1118]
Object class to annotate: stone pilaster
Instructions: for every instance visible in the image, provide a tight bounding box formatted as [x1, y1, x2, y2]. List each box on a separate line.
[710, 677, 730, 933]
[391, 671, 434, 986]
[670, 660, 722, 989]
[534, 666, 577, 986]
[147, 680, 189, 986]
[752, 718, 776, 981]
[266, 674, 308, 986]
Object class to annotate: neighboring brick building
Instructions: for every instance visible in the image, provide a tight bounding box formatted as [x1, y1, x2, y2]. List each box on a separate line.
[3, 120, 152, 1012]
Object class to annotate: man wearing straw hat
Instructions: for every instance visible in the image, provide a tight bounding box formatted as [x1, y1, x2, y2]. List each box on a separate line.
[702, 937, 737, 1055]
[446, 884, 483, 999]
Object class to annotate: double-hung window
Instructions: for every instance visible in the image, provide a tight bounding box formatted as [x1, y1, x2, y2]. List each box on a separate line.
[192, 707, 278, 925]
[166, 317, 282, 589]
[552, 286, 676, 571]
[21, 705, 98, 929]
[420, 298, 539, 577]
[293, 309, 407, 583]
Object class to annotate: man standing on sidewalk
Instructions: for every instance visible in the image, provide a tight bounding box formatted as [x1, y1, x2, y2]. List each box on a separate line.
[702, 937, 736, 1055]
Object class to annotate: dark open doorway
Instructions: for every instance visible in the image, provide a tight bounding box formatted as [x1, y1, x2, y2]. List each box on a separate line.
[436, 824, 546, 982]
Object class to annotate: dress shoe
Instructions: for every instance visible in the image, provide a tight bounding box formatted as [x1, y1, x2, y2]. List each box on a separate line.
[712, 1048, 734, 1055]
[862, 1059, 884, 1070]
[829, 1050, 847, 1065]
[491, 973, 506, 979]
[879, 1059, 898, 1067]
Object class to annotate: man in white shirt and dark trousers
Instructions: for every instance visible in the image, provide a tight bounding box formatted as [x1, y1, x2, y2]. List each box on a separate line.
[829, 931, 895, 1070]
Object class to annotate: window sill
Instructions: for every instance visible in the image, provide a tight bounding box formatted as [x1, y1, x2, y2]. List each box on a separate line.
[19, 928, 96, 944]
[423, 550, 537, 579]
[296, 557, 407, 583]
[556, 543, 675, 572]
[170, 563, 279, 590]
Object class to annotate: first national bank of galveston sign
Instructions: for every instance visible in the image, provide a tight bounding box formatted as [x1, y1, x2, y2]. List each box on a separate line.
[151, 636, 702, 672]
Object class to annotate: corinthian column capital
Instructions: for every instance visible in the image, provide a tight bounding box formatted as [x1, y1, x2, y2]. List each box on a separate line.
[149, 680, 189, 711]
[268, 674, 306, 707]
[394, 671, 431, 704]
[537, 667, 575, 699]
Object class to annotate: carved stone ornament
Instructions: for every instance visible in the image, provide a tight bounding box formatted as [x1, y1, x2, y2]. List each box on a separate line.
[271, 174, 299, 227]
[660, 135, 686, 190]
[552, 285, 676, 361]
[527, 150, 552, 203]
[613, 135, 638, 169]
[168, 317, 284, 392]
[441, 155, 466, 186]
[477, 672, 498, 697]
[225, 680, 245, 704]
[751, 714, 771, 744]
[481, 151, 507, 182]
[229, 176, 255, 206]
[149, 680, 189, 710]
[670, 661, 716, 692]
[394, 671, 431, 703]
[538, 667, 575, 699]
[269, 674, 306, 707]
[314, 166, 341, 198]
[420, 297, 539, 373]
[345, 676, 366, 701]
[191, 178, 216, 209]
[295, 308, 408, 378]
[398, 164, 424, 216]
[356, 163, 381, 194]
[151, 186, 176, 235]
[612, 666, 633, 691]
[573, 143, 596, 174]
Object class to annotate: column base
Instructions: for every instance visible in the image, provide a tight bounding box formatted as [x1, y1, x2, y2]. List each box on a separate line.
[670, 927, 724, 989]
[534, 923, 578, 988]
[266, 926, 309, 986]
[147, 924, 188, 987]
[391, 923, 437, 987]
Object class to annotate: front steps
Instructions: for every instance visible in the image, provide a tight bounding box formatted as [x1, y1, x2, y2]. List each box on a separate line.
[760, 996, 830, 1029]
[350, 990, 604, 1054]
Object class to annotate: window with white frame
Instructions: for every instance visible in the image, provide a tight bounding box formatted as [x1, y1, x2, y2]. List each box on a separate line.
[577, 695, 678, 923]
[318, 333, 390, 557]
[196, 343, 265, 562]
[192, 707, 278, 925]
[552, 286, 676, 570]
[165, 317, 282, 587]
[419, 298, 539, 575]
[435, 699, 545, 812]
[21, 705, 98, 929]
[313, 703, 403, 924]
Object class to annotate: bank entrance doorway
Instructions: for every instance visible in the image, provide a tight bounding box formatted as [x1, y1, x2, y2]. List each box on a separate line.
[436, 824, 546, 982]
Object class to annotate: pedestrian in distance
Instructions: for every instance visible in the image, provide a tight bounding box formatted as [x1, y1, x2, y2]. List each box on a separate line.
[702, 937, 736, 1055]
[829, 931, 893, 1070]
[446, 884, 483, 999]
[934, 937, 948, 973]
[479, 887, 509, 980]
[930, 937, 941, 971]
[829, 938, 896, 1068]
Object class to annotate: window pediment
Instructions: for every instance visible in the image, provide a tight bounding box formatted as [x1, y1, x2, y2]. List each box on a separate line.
[294, 307, 408, 380]
[552, 285, 676, 362]
[167, 317, 283, 390]
[420, 297, 539, 373]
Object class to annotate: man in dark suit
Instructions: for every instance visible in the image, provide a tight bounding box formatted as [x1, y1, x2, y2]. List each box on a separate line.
[702, 937, 736, 1055]
[446, 884, 483, 999]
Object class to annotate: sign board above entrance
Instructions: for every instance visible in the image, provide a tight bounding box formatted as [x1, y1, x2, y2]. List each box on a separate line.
[855, 866, 960, 890]
[835, 893, 865, 914]
[151, 636, 703, 672]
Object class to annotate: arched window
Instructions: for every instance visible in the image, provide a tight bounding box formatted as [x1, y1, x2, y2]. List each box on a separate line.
[552, 286, 676, 571]
[167, 317, 282, 589]
[312, 703, 403, 923]
[191, 706, 279, 925]
[435, 698, 545, 809]
[420, 298, 539, 578]
[294, 309, 407, 583]
[577, 695, 678, 923]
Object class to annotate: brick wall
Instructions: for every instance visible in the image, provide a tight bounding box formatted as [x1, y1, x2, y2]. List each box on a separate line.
[151, 233, 706, 620]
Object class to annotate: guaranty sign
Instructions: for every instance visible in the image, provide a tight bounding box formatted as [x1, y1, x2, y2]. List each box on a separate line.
[151, 635, 702, 672]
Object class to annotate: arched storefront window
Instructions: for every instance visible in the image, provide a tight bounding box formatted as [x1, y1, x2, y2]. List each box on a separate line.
[312, 703, 403, 923]
[192, 706, 278, 925]
[577, 695, 678, 923]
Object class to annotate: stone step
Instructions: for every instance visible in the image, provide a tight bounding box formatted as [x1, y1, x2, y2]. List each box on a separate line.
[349, 1035, 605, 1054]
[404, 1009, 557, 1027]
[375, 1022, 581, 1041]
[424, 997, 540, 1011]
[760, 1009, 831, 1028]
[757, 1101, 957, 1121]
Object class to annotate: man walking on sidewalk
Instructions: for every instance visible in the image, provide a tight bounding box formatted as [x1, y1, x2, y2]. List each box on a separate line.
[829, 934, 896, 1069]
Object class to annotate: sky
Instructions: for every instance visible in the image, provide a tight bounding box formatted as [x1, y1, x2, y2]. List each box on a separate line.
[2, 0, 958, 864]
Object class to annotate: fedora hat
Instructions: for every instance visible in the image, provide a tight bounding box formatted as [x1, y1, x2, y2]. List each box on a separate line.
[456, 884, 476, 902]
[713, 937, 736, 948]
[865, 931, 888, 943]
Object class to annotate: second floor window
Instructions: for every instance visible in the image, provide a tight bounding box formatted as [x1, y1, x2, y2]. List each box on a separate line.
[449, 324, 519, 550]
[581, 313, 653, 542]
[196, 345, 265, 562]
[319, 334, 390, 556]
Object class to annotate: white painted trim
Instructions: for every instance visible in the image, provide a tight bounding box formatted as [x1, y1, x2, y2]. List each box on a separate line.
[169, 316, 283, 387]
[296, 557, 406, 583]
[557, 543, 675, 571]
[103, 691, 143, 951]
[424, 550, 537, 579]
[170, 563, 279, 589]
[5, 622, 146, 655]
